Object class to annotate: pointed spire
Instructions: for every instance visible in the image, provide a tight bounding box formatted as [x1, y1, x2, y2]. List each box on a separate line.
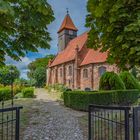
[57, 11, 78, 33]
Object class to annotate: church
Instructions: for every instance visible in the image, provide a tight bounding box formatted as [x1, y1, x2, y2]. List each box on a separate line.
[47, 12, 119, 90]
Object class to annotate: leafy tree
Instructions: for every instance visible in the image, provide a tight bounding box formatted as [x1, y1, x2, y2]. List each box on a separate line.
[120, 71, 140, 90]
[27, 55, 54, 87]
[27, 54, 54, 79]
[99, 72, 125, 90]
[33, 67, 46, 87]
[0, 65, 20, 86]
[0, 0, 54, 65]
[86, 0, 140, 70]
[130, 66, 140, 81]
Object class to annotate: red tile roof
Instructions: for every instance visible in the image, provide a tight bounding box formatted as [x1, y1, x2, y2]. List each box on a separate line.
[80, 49, 108, 66]
[49, 32, 108, 67]
[57, 14, 78, 33]
[50, 32, 88, 67]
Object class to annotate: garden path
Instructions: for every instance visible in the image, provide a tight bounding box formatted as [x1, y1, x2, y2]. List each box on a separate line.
[22, 88, 87, 140]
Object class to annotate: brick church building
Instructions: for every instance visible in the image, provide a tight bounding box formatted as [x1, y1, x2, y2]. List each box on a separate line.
[47, 12, 119, 90]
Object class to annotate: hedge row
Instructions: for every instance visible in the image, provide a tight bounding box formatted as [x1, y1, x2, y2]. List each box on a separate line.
[0, 88, 11, 101]
[22, 87, 34, 98]
[63, 90, 140, 111]
[0, 87, 34, 101]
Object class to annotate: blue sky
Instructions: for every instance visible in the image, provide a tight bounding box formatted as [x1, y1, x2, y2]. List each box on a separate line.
[6, 0, 88, 79]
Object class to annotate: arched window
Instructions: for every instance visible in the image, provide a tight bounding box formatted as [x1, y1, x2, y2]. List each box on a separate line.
[68, 66, 72, 76]
[60, 68, 62, 77]
[83, 69, 88, 78]
[99, 66, 106, 76]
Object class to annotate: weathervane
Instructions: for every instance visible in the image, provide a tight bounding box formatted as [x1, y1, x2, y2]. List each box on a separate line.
[66, 8, 69, 14]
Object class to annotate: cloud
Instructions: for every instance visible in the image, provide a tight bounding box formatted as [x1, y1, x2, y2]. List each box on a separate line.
[5, 56, 31, 79]
[5, 0, 88, 79]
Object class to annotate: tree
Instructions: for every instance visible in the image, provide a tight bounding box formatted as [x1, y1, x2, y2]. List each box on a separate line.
[34, 67, 46, 87]
[0, 65, 20, 86]
[119, 71, 140, 90]
[130, 66, 140, 81]
[86, 0, 140, 70]
[27, 54, 54, 87]
[0, 0, 54, 65]
[99, 72, 125, 90]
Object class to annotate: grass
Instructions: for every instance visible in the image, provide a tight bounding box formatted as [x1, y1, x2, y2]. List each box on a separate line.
[0, 98, 39, 140]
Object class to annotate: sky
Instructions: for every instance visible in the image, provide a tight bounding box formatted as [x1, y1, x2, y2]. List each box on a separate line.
[6, 0, 88, 79]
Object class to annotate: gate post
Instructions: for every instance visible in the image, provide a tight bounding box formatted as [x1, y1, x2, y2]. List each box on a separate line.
[88, 105, 91, 140]
[15, 107, 22, 140]
[125, 109, 130, 140]
[133, 108, 139, 140]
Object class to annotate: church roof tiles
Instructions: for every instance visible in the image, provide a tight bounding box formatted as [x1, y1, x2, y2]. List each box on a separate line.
[49, 32, 108, 67]
[57, 14, 78, 33]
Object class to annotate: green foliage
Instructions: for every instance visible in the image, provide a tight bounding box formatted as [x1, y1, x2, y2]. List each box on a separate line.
[22, 87, 34, 98]
[33, 67, 46, 87]
[46, 84, 67, 92]
[64, 90, 140, 111]
[28, 55, 55, 87]
[0, 0, 54, 65]
[99, 72, 125, 90]
[0, 65, 20, 86]
[130, 66, 140, 81]
[86, 0, 140, 70]
[120, 71, 140, 90]
[0, 88, 11, 101]
[14, 92, 24, 99]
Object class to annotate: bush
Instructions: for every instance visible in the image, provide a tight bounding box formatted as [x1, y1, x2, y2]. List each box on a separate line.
[0, 88, 11, 101]
[99, 72, 125, 90]
[63, 90, 140, 111]
[14, 92, 24, 99]
[120, 71, 140, 90]
[22, 87, 34, 98]
[46, 84, 67, 92]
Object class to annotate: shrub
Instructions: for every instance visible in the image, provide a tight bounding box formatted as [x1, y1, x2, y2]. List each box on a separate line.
[0, 88, 11, 101]
[46, 84, 67, 92]
[99, 72, 125, 90]
[14, 92, 24, 99]
[22, 87, 34, 98]
[120, 71, 140, 90]
[63, 90, 140, 111]
[0, 84, 4, 88]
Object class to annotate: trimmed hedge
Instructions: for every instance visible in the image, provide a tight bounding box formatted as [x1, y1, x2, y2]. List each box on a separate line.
[22, 87, 34, 98]
[99, 72, 125, 90]
[0, 88, 11, 101]
[63, 90, 140, 111]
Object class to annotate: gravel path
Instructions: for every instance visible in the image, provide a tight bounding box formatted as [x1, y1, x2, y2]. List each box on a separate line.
[22, 89, 86, 140]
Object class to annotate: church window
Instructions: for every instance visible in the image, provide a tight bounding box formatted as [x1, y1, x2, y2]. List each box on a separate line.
[68, 66, 72, 76]
[83, 69, 88, 78]
[69, 30, 73, 35]
[60, 68, 62, 77]
[99, 66, 106, 77]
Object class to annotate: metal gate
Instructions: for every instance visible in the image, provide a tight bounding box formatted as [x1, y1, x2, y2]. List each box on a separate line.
[89, 105, 131, 140]
[133, 107, 140, 140]
[0, 101, 22, 140]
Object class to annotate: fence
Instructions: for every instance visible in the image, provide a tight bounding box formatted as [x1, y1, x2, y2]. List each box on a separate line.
[0, 101, 22, 140]
[89, 105, 140, 140]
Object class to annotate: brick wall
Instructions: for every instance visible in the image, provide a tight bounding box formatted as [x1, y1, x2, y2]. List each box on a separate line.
[80, 64, 93, 90]
[93, 63, 119, 90]
[47, 62, 119, 90]
[80, 63, 119, 90]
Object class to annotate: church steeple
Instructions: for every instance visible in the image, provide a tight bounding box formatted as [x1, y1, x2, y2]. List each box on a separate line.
[58, 10, 78, 52]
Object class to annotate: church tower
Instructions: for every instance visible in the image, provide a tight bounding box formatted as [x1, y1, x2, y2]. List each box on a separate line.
[57, 10, 78, 52]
